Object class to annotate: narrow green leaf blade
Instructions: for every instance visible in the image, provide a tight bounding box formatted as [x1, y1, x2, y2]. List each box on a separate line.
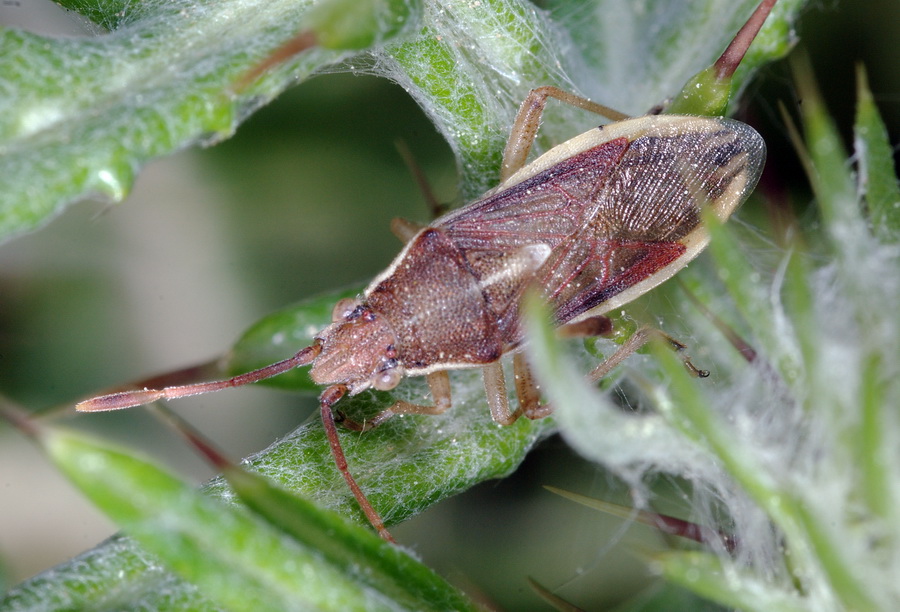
[38, 427, 397, 611]
[655, 551, 807, 612]
[223, 466, 477, 611]
[854, 65, 900, 242]
[0, 0, 419, 243]
[790, 55, 860, 243]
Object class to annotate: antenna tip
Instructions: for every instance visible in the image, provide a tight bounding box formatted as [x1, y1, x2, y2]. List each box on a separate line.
[76, 389, 162, 412]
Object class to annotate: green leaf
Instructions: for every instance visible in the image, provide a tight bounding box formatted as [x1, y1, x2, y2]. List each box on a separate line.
[3, 296, 552, 607]
[3, 421, 480, 610]
[221, 465, 476, 611]
[3, 0, 808, 608]
[789, 55, 861, 247]
[701, 209, 802, 385]
[854, 65, 900, 242]
[614, 581, 731, 612]
[0, 0, 420, 242]
[525, 56, 900, 612]
[38, 426, 439, 611]
[654, 551, 807, 612]
[521, 293, 708, 476]
[225, 287, 360, 392]
[306, 0, 419, 49]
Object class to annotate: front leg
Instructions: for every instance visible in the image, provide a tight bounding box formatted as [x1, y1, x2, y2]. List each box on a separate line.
[340, 371, 452, 431]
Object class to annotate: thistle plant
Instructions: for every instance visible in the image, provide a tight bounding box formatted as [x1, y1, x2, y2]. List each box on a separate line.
[3, 1, 896, 610]
[525, 58, 900, 612]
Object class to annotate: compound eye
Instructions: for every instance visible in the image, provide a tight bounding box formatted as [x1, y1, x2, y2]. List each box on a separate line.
[372, 367, 403, 391]
[331, 297, 361, 322]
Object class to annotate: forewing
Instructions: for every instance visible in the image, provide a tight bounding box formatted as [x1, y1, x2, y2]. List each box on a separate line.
[430, 116, 763, 341]
[542, 118, 765, 323]
[437, 138, 630, 253]
[435, 138, 630, 335]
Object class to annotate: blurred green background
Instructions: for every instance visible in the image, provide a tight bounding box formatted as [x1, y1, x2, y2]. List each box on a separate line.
[0, 0, 897, 608]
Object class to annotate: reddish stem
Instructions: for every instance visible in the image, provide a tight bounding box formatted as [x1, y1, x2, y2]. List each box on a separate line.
[714, 0, 779, 80]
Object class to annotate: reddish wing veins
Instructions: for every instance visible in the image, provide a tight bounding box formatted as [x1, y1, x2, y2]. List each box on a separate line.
[437, 123, 757, 344]
[542, 129, 749, 322]
[438, 138, 629, 340]
[439, 138, 630, 252]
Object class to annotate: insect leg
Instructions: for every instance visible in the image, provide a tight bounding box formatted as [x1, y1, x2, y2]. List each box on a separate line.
[339, 371, 453, 432]
[386, 370, 453, 417]
[586, 326, 709, 383]
[513, 353, 553, 420]
[231, 31, 316, 94]
[395, 139, 446, 219]
[388, 139, 448, 243]
[502, 86, 630, 181]
[389, 217, 425, 243]
[508, 316, 619, 422]
[319, 384, 395, 542]
[483, 361, 521, 425]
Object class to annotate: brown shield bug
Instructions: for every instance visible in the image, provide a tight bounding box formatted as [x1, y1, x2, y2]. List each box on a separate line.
[78, 83, 765, 542]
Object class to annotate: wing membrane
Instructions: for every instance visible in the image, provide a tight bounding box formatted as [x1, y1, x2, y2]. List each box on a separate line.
[433, 117, 764, 341]
[542, 128, 737, 322]
[439, 137, 630, 252]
